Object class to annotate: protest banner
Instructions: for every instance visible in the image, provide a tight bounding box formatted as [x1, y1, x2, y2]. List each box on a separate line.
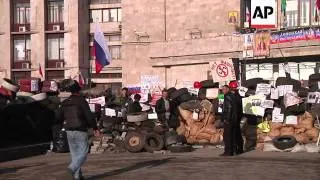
[270, 88, 279, 99]
[209, 59, 236, 82]
[87, 96, 106, 107]
[270, 27, 320, 44]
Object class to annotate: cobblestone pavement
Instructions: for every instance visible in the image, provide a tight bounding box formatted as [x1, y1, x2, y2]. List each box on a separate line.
[0, 149, 319, 180]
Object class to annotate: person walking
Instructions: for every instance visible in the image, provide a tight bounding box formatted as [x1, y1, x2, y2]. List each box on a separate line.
[60, 80, 100, 180]
[220, 83, 242, 156]
[155, 89, 170, 124]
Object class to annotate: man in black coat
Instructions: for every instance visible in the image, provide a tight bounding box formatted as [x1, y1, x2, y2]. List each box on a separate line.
[221, 83, 243, 156]
[155, 89, 170, 124]
[128, 94, 142, 113]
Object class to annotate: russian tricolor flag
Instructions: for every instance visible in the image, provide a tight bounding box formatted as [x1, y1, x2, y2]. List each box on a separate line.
[93, 24, 111, 73]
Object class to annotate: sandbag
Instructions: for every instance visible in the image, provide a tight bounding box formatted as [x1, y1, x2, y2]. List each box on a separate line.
[257, 132, 267, 143]
[305, 128, 319, 140]
[294, 128, 306, 134]
[270, 122, 282, 130]
[268, 129, 280, 138]
[294, 114, 314, 130]
[293, 134, 309, 144]
[280, 127, 294, 136]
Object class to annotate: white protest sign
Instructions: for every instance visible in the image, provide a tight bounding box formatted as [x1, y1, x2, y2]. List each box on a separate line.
[277, 85, 293, 96]
[256, 83, 271, 95]
[307, 92, 320, 104]
[188, 87, 199, 95]
[272, 113, 284, 123]
[285, 116, 298, 125]
[238, 86, 248, 97]
[105, 108, 116, 117]
[270, 88, 279, 99]
[141, 75, 160, 90]
[251, 0, 276, 29]
[242, 94, 266, 116]
[206, 88, 219, 99]
[87, 96, 106, 107]
[284, 92, 301, 108]
[209, 59, 236, 82]
[261, 100, 274, 109]
[50, 81, 58, 92]
[318, 81, 320, 89]
[278, 85, 284, 96]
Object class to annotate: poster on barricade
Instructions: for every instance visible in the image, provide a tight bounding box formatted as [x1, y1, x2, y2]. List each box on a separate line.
[87, 96, 106, 106]
[272, 107, 284, 123]
[242, 94, 266, 116]
[307, 92, 320, 104]
[256, 83, 271, 95]
[238, 86, 248, 97]
[285, 116, 298, 125]
[261, 100, 274, 109]
[270, 88, 279, 99]
[209, 59, 236, 82]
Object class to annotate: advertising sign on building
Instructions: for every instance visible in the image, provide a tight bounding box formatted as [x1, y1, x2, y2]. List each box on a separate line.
[209, 59, 236, 82]
[251, 0, 276, 29]
[253, 31, 271, 57]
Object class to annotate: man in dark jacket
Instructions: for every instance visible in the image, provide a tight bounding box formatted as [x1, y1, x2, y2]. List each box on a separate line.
[155, 89, 170, 124]
[128, 94, 142, 113]
[221, 83, 243, 156]
[60, 80, 100, 180]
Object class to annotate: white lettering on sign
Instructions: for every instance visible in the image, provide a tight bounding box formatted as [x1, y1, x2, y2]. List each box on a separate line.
[251, 0, 276, 29]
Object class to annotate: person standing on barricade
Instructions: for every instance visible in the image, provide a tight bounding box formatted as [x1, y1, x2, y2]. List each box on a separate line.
[59, 80, 100, 180]
[155, 89, 170, 125]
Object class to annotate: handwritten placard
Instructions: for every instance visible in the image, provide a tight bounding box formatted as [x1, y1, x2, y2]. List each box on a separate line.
[270, 88, 279, 99]
[261, 100, 274, 109]
[206, 88, 219, 99]
[272, 114, 284, 123]
[256, 83, 271, 95]
[285, 115, 298, 125]
[239, 86, 248, 97]
[105, 108, 116, 117]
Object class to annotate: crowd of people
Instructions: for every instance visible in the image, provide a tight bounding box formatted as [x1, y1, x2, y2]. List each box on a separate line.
[0, 77, 248, 179]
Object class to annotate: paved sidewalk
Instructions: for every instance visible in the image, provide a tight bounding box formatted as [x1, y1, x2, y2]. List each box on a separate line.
[0, 149, 319, 180]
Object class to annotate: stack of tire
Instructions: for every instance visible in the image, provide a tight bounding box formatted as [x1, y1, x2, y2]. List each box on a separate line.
[242, 78, 270, 96]
[169, 88, 194, 106]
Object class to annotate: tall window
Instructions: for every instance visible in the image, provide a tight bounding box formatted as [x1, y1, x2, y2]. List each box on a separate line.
[90, 8, 122, 22]
[47, 35, 64, 60]
[13, 2, 30, 24]
[13, 35, 31, 61]
[48, 0, 64, 24]
[286, 0, 299, 27]
[300, 0, 310, 26]
[109, 46, 121, 60]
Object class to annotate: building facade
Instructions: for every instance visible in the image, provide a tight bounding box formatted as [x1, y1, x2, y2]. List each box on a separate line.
[0, 0, 319, 90]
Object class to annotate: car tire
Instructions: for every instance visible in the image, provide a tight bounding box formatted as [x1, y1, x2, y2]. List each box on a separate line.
[165, 131, 178, 146]
[124, 131, 145, 153]
[272, 135, 297, 150]
[276, 77, 301, 91]
[170, 88, 188, 100]
[167, 144, 194, 153]
[200, 80, 219, 88]
[243, 78, 269, 90]
[144, 133, 165, 153]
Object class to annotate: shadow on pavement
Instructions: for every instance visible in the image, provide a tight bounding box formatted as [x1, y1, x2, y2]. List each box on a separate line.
[0, 163, 46, 175]
[87, 157, 175, 180]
